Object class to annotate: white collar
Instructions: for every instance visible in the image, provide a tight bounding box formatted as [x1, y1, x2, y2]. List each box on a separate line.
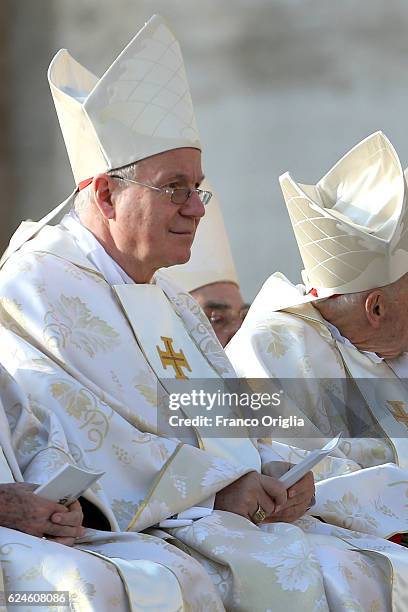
[61, 211, 136, 286]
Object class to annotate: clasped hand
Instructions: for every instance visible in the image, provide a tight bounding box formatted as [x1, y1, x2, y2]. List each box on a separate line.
[0, 483, 85, 546]
[214, 470, 314, 524]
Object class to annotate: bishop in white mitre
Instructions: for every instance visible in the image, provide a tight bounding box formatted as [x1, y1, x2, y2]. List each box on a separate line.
[0, 15, 406, 609]
[0, 362, 221, 610]
[228, 131, 408, 542]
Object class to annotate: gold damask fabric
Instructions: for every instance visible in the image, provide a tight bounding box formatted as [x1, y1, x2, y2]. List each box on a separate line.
[0, 527, 210, 611]
[228, 274, 408, 535]
[0, 366, 224, 610]
[0, 227, 406, 609]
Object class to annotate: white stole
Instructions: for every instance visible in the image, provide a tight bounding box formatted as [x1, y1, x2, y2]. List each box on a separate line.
[335, 341, 408, 468]
[113, 284, 261, 472]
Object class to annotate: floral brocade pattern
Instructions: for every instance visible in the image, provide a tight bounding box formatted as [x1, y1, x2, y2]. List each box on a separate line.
[0, 228, 405, 609]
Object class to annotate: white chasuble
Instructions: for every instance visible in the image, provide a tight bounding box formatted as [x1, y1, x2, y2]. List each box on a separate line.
[0, 224, 407, 610]
[228, 274, 408, 534]
[0, 365, 225, 611]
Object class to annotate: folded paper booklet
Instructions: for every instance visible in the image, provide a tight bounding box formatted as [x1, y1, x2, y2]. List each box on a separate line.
[279, 433, 343, 489]
[34, 464, 105, 506]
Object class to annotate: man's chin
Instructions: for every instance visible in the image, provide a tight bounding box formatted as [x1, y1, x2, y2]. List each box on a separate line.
[165, 248, 192, 268]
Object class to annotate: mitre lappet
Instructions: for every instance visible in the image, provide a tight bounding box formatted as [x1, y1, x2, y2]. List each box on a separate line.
[279, 131, 408, 298]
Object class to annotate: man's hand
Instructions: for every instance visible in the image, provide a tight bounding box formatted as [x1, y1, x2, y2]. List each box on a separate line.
[49, 499, 85, 546]
[263, 471, 315, 524]
[214, 471, 287, 521]
[0, 483, 85, 546]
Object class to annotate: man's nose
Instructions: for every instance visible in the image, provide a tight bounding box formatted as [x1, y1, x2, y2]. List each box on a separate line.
[181, 191, 206, 218]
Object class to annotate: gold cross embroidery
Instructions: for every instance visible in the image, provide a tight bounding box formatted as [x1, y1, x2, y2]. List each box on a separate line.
[387, 400, 408, 428]
[156, 336, 192, 379]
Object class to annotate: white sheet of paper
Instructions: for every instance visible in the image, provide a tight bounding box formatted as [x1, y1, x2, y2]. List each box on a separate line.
[279, 433, 343, 489]
[34, 464, 105, 505]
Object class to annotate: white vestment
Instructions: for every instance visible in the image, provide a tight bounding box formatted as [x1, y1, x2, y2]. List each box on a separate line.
[228, 273, 408, 531]
[0, 364, 225, 611]
[0, 222, 407, 610]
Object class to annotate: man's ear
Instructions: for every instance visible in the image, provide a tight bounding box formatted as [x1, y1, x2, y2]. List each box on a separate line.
[364, 290, 385, 328]
[93, 174, 116, 220]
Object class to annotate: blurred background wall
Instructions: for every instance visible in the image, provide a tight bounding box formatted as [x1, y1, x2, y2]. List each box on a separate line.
[2, 0, 408, 300]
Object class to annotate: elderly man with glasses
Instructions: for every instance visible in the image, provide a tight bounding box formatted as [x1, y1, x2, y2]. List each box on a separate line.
[0, 16, 406, 611]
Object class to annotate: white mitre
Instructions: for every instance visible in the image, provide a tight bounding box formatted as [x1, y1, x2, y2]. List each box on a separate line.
[279, 131, 408, 297]
[164, 182, 239, 292]
[0, 14, 200, 267]
[48, 14, 200, 186]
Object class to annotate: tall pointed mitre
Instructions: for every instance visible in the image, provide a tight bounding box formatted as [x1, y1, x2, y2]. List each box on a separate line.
[0, 15, 201, 267]
[164, 181, 239, 292]
[48, 14, 200, 185]
[279, 131, 408, 297]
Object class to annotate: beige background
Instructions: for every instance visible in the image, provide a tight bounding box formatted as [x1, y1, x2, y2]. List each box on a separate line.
[2, 0, 408, 299]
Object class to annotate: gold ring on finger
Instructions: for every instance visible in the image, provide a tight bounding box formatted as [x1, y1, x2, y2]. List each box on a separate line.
[252, 504, 267, 524]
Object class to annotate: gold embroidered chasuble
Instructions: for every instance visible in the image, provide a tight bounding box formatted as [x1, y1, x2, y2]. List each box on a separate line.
[0, 364, 225, 611]
[228, 273, 408, 529]
[0, 226, 407, 610]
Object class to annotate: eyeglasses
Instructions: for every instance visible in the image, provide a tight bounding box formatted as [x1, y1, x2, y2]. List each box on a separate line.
[207, 305, 250, 330]
[110, 175, 212, 206]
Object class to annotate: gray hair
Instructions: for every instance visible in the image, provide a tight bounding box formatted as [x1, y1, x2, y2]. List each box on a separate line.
[315, 290, 369, 324]
[73, 161, 140, 214]
[316, 276, 408, 323]
[319, 273, 408, 317]
[319, 291, 367, 311]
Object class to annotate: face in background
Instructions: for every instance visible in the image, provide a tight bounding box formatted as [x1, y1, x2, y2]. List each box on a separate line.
[88, 147, 205, 283]
[191, 281, 249, 347]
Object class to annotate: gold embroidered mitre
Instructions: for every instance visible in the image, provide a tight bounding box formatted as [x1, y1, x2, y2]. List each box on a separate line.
[279, 132, 408, 297]
[0, 15, 201, 269]
[48, 14, 201, 185]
